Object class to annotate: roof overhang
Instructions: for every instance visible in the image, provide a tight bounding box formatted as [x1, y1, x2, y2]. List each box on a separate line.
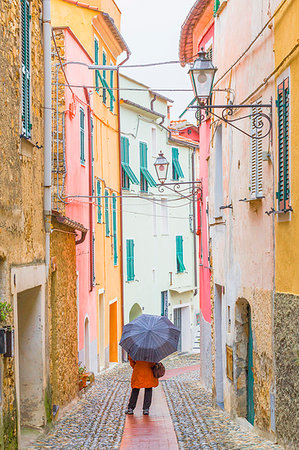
[120, 99, 165, 120]
[179, 0, 213, 67]
[52, 210, 88, 245]
[169, 286, 198, 294]
[168, 136, 199, 148]
[93, 12, 130, 59]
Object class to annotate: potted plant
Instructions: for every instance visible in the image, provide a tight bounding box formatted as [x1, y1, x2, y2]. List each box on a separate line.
[0, 301, 13, 357]
[78, 362, 88, 390]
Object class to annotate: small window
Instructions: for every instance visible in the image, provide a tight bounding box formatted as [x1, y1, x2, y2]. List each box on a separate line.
[250, 99, 263, 198]
[140, 142, 156, 193]
[104, 189, 110, 236]
[161, 291, 168, 317]
[176, 236, 186, 273]
[80, 108, 85, 165]
[126, 239, 135, 281]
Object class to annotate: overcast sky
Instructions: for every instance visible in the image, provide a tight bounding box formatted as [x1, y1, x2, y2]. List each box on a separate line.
[116, 0, 196, 122]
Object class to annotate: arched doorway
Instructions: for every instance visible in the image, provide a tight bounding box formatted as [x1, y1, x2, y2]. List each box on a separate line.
[84, 317, 90, 371]
[235, 298, 255, 424]
[129, 303, 142, 322]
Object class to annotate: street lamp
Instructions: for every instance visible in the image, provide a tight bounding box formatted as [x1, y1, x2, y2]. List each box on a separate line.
[154, 151, 169, 184]
[188, 48, 217, 101]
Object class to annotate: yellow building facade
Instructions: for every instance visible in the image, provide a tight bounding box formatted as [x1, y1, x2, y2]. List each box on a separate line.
[273, 0, 299, 446]
[51, 0, 128, 367]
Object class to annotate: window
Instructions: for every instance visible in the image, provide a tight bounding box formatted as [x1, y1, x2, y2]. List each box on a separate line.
[126, 239, 135, 281]
[276, 77, 290, 211]
[96, 180, 102, 223]
[121, 136, 139, 189]
[176, 236, 186, 273]
[140, 142, 156, 192]
[112, 193, 118, 265]
[104, 189, 110, 236]
[80, 108, 85, 164]
[161, 291, 168, 317]
[110, 65, 114, 112]
[172, 148, 184, 180]
[94, 37, 100, 93]
[250, 100, 263, 198]
[21, 0, 31, 137]
[102, 50, 107, 104]
[213, 0, 220, 16]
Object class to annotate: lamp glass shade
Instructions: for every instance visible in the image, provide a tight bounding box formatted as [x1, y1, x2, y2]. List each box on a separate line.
[154, 152, 169, 184]
[188, 51, 217, 100]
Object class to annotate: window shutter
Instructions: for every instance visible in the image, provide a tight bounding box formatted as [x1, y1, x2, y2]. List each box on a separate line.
[176, 236, 186, 273]
[112, 194, 118, 265]
[110, 70, 114, 112]
[140, 142, 148, 192]
[91, 116, 94, 194]
[276, 78, 290, 211]
[172, 148, 184, 180]
[127, 239, 134, 281]
[103, 51, 107, 104]
[105, 190, 110, 236]
[92, 232, 95, 286]
[97, 180, 102, 223]
[214, 0, 220, 16]
[80, 108, 85, 164]
[21, 0, 31, 137]
[250, 101, 263, 198]
[94, 38, 100, 93]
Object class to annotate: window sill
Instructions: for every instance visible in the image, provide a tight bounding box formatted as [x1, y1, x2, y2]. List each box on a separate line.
[240, 196, 264, 202]
[20, 137, 35, 158]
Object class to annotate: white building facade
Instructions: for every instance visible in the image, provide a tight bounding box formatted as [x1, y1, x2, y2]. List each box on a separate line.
[119, 74, 199, 353]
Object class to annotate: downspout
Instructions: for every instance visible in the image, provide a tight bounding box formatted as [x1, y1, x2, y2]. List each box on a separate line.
[43, 0, 52, 273]
[117, 50, 130, 361]
[192, 147, 198, 296]
[83, 87, 93, 292]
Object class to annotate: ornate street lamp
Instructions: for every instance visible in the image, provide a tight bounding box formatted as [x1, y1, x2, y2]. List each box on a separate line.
[154, 151, 169, 184]
[187, 49, 272, 140]
[189, 48, 217, 101]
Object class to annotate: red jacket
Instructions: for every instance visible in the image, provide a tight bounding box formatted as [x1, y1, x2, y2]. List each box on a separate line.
[129, 355, 159, 389]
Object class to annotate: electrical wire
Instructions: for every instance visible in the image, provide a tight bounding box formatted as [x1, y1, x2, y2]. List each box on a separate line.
[54, 83, 193, 92]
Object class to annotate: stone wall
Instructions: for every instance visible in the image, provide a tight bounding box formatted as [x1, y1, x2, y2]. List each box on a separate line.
[0, 0, 45, 445]
[49, 217, 79, 408]
[274, 292, 299, 449]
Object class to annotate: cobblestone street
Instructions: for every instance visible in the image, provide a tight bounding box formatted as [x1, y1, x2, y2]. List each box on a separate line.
[32, 354, 282, 449]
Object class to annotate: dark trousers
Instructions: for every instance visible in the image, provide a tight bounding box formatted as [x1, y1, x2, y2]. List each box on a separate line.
[128, 388, 153, 410]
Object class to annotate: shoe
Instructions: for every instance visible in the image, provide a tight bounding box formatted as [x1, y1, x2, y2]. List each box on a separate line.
[125, 408, 134, 415]
[143, 409, 149, 415]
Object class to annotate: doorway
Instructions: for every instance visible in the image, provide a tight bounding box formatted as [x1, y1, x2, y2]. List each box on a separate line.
[109, 301, 118, 362]
[129, 303, 142, 322]
[173, 307, 182, 352]
[84, 317, 90, 371]
[17, 287, 44, 429]
[214, 284, 224, 406]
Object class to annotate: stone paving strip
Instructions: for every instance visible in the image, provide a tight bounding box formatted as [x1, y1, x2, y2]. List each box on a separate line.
[33, 364, 131, 449]
[162, 369, 282, 450]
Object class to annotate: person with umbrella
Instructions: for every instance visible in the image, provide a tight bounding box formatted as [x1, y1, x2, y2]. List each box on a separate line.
[120, 314, 180, 416]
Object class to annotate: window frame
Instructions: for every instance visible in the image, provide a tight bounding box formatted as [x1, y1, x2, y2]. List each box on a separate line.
[126, 239, 135, 281]
[21, 0, 32, 138]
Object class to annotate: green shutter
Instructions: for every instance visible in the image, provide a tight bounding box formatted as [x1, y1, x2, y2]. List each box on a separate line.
[110, 70, 114, 112]
[105, 190, 110, 236]
[140, 142, 156, 191]
[121, 136, 139, 188]
[276, 78, 290, 211]
[97, 180, 102, 223]
[176, 236, 186, 273]
[92, 232, 95, 286]
[80, 108, 85, 164]
[172, 148, 184, 180]
[94, 38, 100, 93]
[214, 0, 220, 16]
[127, 239, 135, 281]
[21, 0, 31, 137]
[103, 51, 107, 104]
[112, 194, 118, 265]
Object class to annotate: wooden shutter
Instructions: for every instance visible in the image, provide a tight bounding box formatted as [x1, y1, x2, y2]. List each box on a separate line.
[250, 101, 263, 198]
[105, 190, 110, 236]
[176, 236, 185, 273]
[80, 108, 85, 164]
[140, 142, 148, 192]
[92, 232, 95, 286]
[276, 78, 290, 211]
[21, 0, 31, 137]
[110, 70, 114, 112]
[94, 38, 100, 93]
[214, 0, 220, 16]
[127, 240, 134, 281]
[103, 51, 107, 104]
[112, 194, 117, 265]
[96, 180, 102, 223]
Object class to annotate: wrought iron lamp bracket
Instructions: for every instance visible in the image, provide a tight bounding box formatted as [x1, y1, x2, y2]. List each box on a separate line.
[156, 180, 202, 200]
[191, 101, 272, 141]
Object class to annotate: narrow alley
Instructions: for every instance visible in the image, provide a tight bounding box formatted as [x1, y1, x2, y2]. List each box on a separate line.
[32, 354, 281, 449]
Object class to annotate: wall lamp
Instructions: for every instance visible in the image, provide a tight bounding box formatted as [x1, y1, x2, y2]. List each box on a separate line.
[188, 49, 272, 140]
[154, 151, 202, 200]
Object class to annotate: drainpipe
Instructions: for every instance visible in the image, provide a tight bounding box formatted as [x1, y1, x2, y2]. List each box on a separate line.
[192, 147, 198, 297]
[117, 50, 130, 361]
[83, 87, 94, 292]
[43, 0, 52, 274]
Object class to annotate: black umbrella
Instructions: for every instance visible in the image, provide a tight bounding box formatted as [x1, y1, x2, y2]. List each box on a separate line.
[119, 314, 181, 362]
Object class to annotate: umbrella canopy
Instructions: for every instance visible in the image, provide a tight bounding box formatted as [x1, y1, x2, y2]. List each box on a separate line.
[119, 314, 181, 362]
